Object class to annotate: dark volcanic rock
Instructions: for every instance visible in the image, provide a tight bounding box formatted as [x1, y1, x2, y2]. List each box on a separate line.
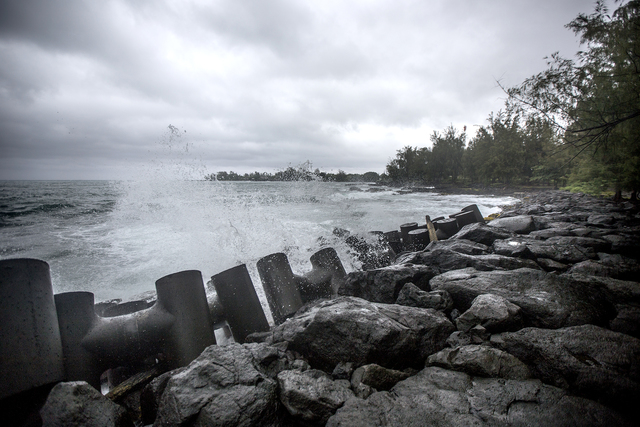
[492, 237, 597, 264]
[534, 257, 570, 272]
[426, 345, 532, 380]
[424, 238, 490, 255]
[492, 325, 640, 416]
[339, 264, 437, 303]
[350, 364, 411, 392]
[488, 215, 537, 234]
[40, 381, 132, 427]
[153, 343, 284, 427]
[610, 304, 640, 338]
[451, 222, 515, 246]
[269, 296, 455, 371]
[326, 367, 631, 426]
[140, 368, 186, 425]
[492, 238, 536, 259]
[395, 282, 453, 312]
[454, 293, 523, 333]
[568, 253, 640, 280]
[396, 248, 540, 273]
[430, 268, 616, 329]
[545, 235, 612, 252]
[277, 369, 354, 425]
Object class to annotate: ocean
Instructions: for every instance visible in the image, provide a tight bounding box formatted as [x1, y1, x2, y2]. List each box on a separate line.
[0, 180, 516, 303]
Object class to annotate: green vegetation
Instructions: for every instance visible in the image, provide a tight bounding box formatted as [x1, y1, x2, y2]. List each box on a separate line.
[384, 111, 564, 188]
[509, 0, 640, 198]
[385, 1, 640, 198]
[204, 162, 380, 183]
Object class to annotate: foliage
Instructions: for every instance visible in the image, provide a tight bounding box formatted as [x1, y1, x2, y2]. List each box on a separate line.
[385, 146, 430, 183]
[205, 162, 380, 183]
[430, 126, 466, 183]
[385, 112, 561, 187]
[506, 0, 640, 192]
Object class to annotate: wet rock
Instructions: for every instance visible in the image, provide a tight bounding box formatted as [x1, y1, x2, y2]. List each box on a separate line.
[446, 331, 472, 348]
[492, 238, 536, 259]
[492, 324, 640, 416]
[153, 343, 283, 427]
[424, 238, 490, 255]
[339, 264, 437, 303]
[331, 362, 355, 380]
[565, 274, 640, 306]
[40, 381, 132, 427]
[455, 293, 523, 333]
[140, 368, 186, 426]
[468, 324, 491, 343]
[451, 222, 515, 246]
[488, 215, 536, 234]
[396, 248, 540, 273]
[568, 252, 640, 280]
[610, 304, 640, 338]
[395, 283, 453, 312]
[269, 296, 455, 371]
[326, 367, 631, 426]
[535, 257, 570, 272]
[426, 345, 532, 380]
[588, 213, 617, 227]
[350, 364, 411, 392]
[528, 227, 576, 239]
[601, 233, 640, 258]
[277, 369, 354, 425]
[522, 239, 597, 263]
[545, 236, 611, 252]
[430, 268, 615, 329]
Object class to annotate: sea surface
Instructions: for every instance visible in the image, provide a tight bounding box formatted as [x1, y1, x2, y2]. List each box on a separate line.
[0, 180, 516, 303]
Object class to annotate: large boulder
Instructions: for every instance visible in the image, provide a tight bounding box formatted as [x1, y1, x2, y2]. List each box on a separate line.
[153, 343, 285, 426]
[395, 282, 453, 312]
[350, 364, 411, 392]
[568, 254, 640, 280]
[451, 222, 515, 246]
[40, 381, 132, 427]
[423, 238, 490, 255]
[488, 215, 537, 234]
[339, 264, 437, 303]
[492, 237, 597, 264]
[426, 345, 532, 380]
[430, 268, 615, 329]
[269, 297, 455, 371]
[544, 236, 611, 252]
[396, 248, 540, 273]
[610, 304, 640, 338]
[454, 293, 523, 333]
[492, 324, 640, 416]
[564, 273, 640, 306]
[277, 369, 354, 425]
[326, 367, 631, 426]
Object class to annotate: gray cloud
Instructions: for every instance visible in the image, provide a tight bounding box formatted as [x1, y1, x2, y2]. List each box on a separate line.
[0, 0, 599, 179]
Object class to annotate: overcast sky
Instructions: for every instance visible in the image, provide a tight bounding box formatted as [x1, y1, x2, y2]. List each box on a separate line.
[0, 0, 601, 180]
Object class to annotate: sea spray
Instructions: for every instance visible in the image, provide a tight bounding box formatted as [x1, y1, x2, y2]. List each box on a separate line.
[0, 179, 517, 302]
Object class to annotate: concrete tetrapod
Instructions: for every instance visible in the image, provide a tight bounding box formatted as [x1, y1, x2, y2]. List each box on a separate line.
[258, 248, 347, 325]
[55, 269, 215, 389]
[210, 264, 271, 343]
[0, 258, 65, 399]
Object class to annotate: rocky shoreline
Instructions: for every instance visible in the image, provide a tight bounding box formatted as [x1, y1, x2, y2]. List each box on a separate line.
[33, 191, 640, 426]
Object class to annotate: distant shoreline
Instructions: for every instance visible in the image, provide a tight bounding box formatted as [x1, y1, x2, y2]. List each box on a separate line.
[374, 183, 557, 198]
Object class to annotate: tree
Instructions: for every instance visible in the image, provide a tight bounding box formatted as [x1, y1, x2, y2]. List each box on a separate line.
[465, 109, 525, 185]
[385, 146, 430, 183]
[430, 125, 466, 183]
[506, 0, 640, 196]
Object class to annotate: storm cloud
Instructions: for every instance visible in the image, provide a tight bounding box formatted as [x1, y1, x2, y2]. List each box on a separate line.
[0, 0, 595, 179]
